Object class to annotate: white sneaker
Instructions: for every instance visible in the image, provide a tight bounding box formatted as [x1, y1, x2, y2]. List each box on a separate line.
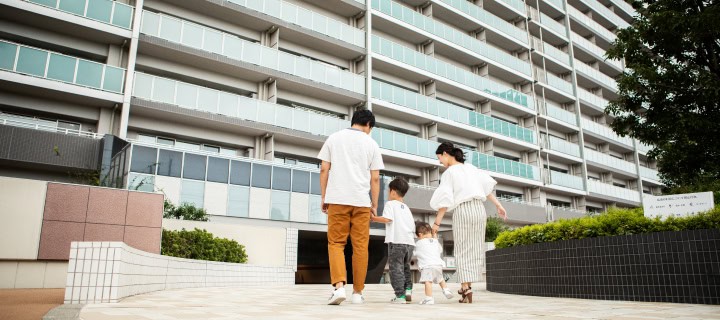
[351, 293, 364, 304]
[328, 287, 346, 305]
[443, 288, 454, 299]
[405, 289, 412, 302]
[419, 297, 435, 305]
[390, 296, 407, 304]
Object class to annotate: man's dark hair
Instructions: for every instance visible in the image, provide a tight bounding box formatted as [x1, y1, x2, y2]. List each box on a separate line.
[351, 109, 375, 128]
[388, 177, 409, 197]
[415, 221, 432, 236]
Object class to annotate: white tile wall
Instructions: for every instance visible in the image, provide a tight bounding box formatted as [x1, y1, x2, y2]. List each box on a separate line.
[204, 182, 229, 216]
[284, 229, 298, 272]
[249, 188, 271, 219]
[64, 241, 295, 304]
[154, 176, 182, 205]
[290, 193, 309, 223]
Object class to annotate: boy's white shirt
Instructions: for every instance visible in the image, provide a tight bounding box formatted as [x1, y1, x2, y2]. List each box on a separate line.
[414, 238, 446, 270]
[382, 200, 415, 246]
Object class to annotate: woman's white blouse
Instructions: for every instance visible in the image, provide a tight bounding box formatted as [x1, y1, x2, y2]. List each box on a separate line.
[430, 163, 497, 211]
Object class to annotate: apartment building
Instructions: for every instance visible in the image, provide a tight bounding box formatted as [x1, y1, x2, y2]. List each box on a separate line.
[0, 0, 663, 282]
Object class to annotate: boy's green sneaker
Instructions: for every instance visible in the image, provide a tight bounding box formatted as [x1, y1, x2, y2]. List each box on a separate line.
[390, 295, 407, 304]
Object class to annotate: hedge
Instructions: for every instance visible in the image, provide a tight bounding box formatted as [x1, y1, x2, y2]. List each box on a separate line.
[161, 228, 248, 263]
[494, 206, 720, 249]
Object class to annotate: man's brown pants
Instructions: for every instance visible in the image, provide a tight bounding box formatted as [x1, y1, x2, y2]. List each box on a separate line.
[327, 204, 371, 293]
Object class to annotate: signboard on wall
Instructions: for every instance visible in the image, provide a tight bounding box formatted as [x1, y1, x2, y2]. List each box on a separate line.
[643, 192, 715, 219]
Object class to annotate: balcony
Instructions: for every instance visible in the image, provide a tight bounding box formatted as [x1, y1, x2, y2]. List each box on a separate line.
[371, 35, 533, 110]
[466, 150, 541, 181]
[132, 73, 349, 137]
[639, 166, 661, 182]
[574, 59, 618, 91]
[567, 6, 616, 43]
[0, 40, 125, 94]
[25, 0, 134, 29]
[587, 179, 640, 203]
[584, 148, 637, 174]
[226, 0, 365, 48]
[570, 33, 624, 70]
[546, 72, 574, 95]
[546, 170, 585, 190]
[372, 0, 532, 77]
[609, 0, 635, 17]
[435, 0, 528, 45]
[372, 80, 536, 144]
[543, 103, 578, 126]
[498, 0, 527, 16]
[542, 42, 572, 66]
[637, 142, 652, 154]
[581, 118, 634, 147]
[370, 128, 439, 160]
[577, 0, 629, 28]
[576, 87, 609, 111]
[543, 0, 565, 11]
[139, 11, 365, 94]
[540, 12, 568, 37]
[542, 135, 581, 158]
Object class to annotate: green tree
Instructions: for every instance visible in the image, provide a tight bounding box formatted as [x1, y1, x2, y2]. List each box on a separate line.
[163, 201, 209, 221]
[605, 0, 720, 190]
[161, 228, 248, 263]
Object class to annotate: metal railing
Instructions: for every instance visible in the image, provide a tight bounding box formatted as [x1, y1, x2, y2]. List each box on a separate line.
[584, 148, 637, 174]
[581, 118, 634, 146]
[540, 12, 567, 37]
[226, 0, 365, 47]
[570, 32, 624, 70]
[140, 11, 365, 94]
[543, 42, 571, 65]
[542, 135, 581, 157]
[574, 59, 618, 91]
[578, 0, 629, 28]
[567, 6, 616, 42]
[576, 87, 610, 110]
[26, 0, 134, 29]
[371, 128, 439, 159]
[0, 40, 125, 93]
[546, 72, 574, 95]
[639, 166, 661, 181]
[372, 35, 534, 110]
[435, 0, 528, 44]
[544, 103, 578, 126]
[547, 170, 585, 190]
[0, 114, 101, 139]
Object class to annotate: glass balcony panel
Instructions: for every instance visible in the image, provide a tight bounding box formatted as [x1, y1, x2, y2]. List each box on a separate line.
[203, 29, 223, 54]
[550, 171, 584, 190]
[181, 23, 203, 49]
[276, 106, 293, 129]
[112, 3, 133, 29]
[308, 113, 324, 135]
[58, 0, 86, 16]
[75, 60, 103, 88]
[241, 41, 261, 65]
[17, 47, 47, 77]
[257, 102, 275, 125]
[46, 53, 76, 83]
[132, 73, 153, 99]
[238, 99, 258, 121]
[86, 0, 113, 23]
[218, 92, 238, 117]
[159, 16, 182, 43]
[223, 36, 243, 60]
[292, 108, 309, 132]
[176, 82, 198, 108]
[140, 11, 160, 36]
[197, 88, 219, 113]
[151, 77, 175, 104]
[0, 42, 17, 71]
[102, 66, 124, 92]
[30, 0, 58, 6]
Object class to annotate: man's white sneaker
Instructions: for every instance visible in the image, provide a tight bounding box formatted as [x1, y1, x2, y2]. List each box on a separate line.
[390, 296, 407, 304]
[419, 297, 435, 305]
[443, 288, 454, 299]
[351, 293, 365, 304]
[405, 289, 412, 302]
[328, 287, 346, 305]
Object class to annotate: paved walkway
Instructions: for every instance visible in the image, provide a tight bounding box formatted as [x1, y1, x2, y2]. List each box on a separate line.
[79, 284, 720, 320]
[0, 288, 64, 320]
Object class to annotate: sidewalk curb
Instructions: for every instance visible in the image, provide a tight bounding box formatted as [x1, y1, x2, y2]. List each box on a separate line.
[43, 304, 85, 320]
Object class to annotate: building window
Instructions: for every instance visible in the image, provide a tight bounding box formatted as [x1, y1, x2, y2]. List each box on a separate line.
[180, 180, 205, 208]
[272, 167, 292, 191]
[587, 206, 603, 214]
[57, 121, 81, 131]
[176, 141, 200, 151]
[310, 172, 321, 195]
[183, 154, 207, 181]
[494, 152, 521, 162]
[496, 190, 523, 202]
[230, 160, 251, 186]
[207, 157, 229, 183]
[202, 145, 220, 153]
[548, 199, 571, 208]
[128, 173, 154, 192]
[157, 137, 175, 146]
[227, 186, 250, 217]
[137, 134, 156, 143]
[157, 149, 182, 177]
[308, 195, 327, 224]
[292, 170, 310, 193]
[270, 191, 291, 221]
[130, 146, 157, 174]
[613, 183, 627, 188]
[251, 164, 271, 188]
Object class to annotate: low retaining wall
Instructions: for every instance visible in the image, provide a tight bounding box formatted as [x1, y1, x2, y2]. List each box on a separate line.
[487, 229, 720, 305]
[64, 242, 295, 304]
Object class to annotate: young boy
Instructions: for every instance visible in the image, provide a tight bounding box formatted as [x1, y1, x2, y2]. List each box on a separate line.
[371, 177, 415, 304]
[414, 222, 453, 305]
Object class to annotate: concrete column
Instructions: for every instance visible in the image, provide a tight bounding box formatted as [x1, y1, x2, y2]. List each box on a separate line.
[573, 196, 587, 211]
[473, 0, 484, 8]
[97, 107, 115, 135]
[421, 2, 433, 16]
[601, 172, 613, 184]
[258, 79, 277, 103]
[118, 0, 145, 139]
[420, 40, 435, 56]
[421, 80, 436, 98]
[598, 142, 610, 153]
[262, 26, 280, 49]
[476, 100, 491, 115]
[478, 138, 493, 155]
[473, 28, 487, 42]
[473, 63, 489, 77]
[423, 122, 438, 141]
[529, 186, 543, 205]
[253, 134, 275, 160]
[423, 167, 441, 187]
[106, 44, 123, 67]
[524, 150, 540, 166]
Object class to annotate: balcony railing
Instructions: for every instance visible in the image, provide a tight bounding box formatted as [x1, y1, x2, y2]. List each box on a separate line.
[637, 142, 652, 154]
[570, 33, 623, 70]
[0, 40, 125, 93]
[544, 103, 578, 126]
[547, 170, 584, 190]
[26, 0, 134, 29]
[639, 166, 661, 181]
[372, 35, 533, 110]
[372, 0, 531, 76]
[499, 0, 527, 15]
[0, 113, 102, 139]
[140, 11, 365, 94]
[567, 6, 616, 42]
[544, 0, 565, 11]
[133, 73, 349, 137]
[584, 148, 636, 174]
[581, 119, 634, 146]
[226, 0, 365, 47]
[588, 180, 640, 202]
[540, 12, 567, 37]
[542, 135, 581, 157]
[542, 42, 571, 65]
[574, 59, 618, 91]
[436, 0, 528, 45]
[578, 0, 629, 28]
[576, 87, 609, 110]
[467, 150, 540, 180]
[546, 72, 574, 95]
[372, 80, 536, 144]
[371, 128, 439, 159]
[609, 0, 635, 16]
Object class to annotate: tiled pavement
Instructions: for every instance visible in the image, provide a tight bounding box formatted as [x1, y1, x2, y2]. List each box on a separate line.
[79, 284, 720, 320]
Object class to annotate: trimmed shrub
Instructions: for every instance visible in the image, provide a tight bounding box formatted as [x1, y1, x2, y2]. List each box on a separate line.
[494, 206, 720, 249]
[161, 228, 248, 263]
[485, 217, 511, 242]
[163, 201, 209, 221]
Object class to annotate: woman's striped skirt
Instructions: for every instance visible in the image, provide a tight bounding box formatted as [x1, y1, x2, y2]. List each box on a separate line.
[452, 199, 487, 283]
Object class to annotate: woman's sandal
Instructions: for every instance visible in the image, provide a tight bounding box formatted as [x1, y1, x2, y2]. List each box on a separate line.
[458, 287, 473, 303]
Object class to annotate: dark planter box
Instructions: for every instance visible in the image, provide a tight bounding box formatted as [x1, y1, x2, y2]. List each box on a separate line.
[486, 229, 720, 305]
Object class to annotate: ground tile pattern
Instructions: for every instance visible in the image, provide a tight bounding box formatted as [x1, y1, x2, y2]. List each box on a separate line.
[79, 284, 720, 320]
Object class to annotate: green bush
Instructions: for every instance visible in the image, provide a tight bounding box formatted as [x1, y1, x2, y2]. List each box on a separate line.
[494, 206, 720, 249]
[485, 217, 511, 242]
[163, 201, 209, 221]
[161, 228, 248, 263]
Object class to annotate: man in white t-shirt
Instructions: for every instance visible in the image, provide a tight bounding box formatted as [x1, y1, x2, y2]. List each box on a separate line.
[317, 109, 384, 305]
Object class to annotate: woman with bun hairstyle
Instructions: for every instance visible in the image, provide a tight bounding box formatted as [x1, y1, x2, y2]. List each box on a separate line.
[429, 142, 507, 303]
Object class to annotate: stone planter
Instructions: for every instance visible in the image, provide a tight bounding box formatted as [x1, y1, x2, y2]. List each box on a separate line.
[486, 229, 720, 305]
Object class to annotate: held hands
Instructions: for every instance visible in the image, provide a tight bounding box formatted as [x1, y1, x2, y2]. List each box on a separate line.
[497, 204, 508, 221]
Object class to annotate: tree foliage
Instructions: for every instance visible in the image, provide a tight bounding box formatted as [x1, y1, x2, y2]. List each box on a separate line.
[161, 228, 248, 263]
[163, 200, 209, 221]
[605, 0, 720, 188]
